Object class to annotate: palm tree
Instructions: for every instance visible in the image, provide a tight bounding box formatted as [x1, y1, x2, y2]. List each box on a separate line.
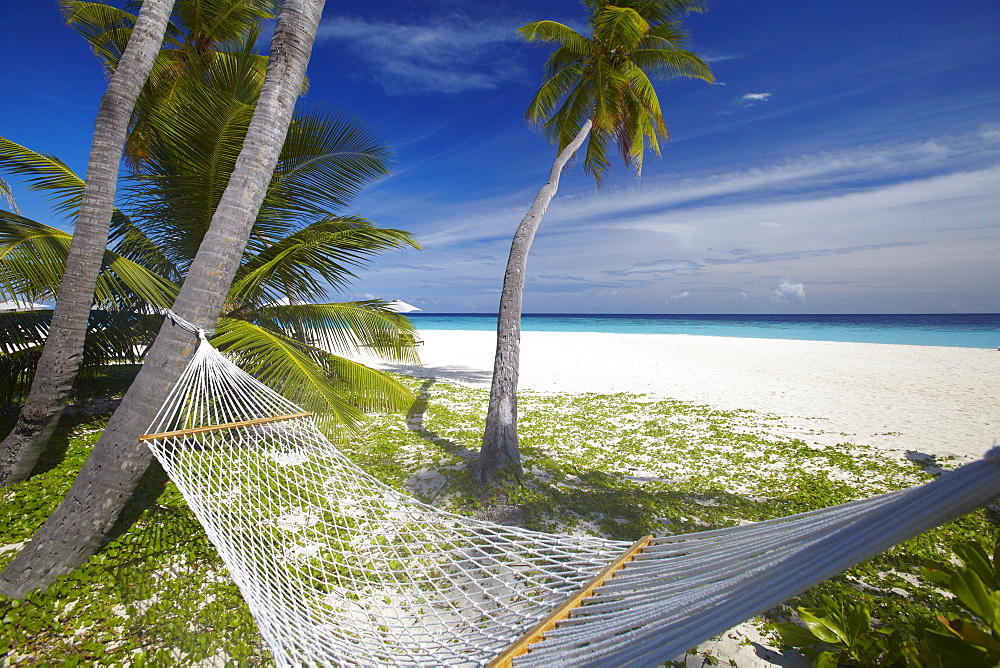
[0, 0, 362, 486]
[62, 0, 280, 169]
[0, 74, 420, 426]
[0, 0, 329, 599]
[476, 0, 714, 490]
[0, 0, 176, 488]
[0, 211, 419, 425]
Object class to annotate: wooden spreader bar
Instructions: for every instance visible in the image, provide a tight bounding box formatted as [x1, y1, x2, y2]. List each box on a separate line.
[488, 534, 654, 668]
[139, 412, 313, 441]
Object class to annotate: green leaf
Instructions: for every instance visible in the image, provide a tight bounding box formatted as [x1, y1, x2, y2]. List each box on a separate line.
[813, 650, 841, 668]
[845, 602, 872, 646]
[774, 621, 825, 648]
[798, 608, 846, 644]
[950, 569, 996, 627]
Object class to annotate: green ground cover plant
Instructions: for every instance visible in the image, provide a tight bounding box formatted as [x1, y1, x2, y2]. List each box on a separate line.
[0, 370, 995, 665]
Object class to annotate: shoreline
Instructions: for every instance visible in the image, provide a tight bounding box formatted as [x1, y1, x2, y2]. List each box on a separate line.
[365, 329, 1000, 463]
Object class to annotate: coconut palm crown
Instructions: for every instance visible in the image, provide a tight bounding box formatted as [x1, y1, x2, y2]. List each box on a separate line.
[519, 0, 714, 183]
[0, 37, 420, 428]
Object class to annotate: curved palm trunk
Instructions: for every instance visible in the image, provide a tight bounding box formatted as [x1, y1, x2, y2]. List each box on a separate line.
[475, 120, 592, 491]
[0, 0, 176, 488]
[0, 0, 326, 599]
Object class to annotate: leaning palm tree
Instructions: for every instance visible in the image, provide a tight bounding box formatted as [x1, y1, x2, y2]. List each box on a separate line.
[0, 0, 329, 599]
[0, 68, 419, 433]
[476, 0, 714, 489]
[0, 0, 176, 489]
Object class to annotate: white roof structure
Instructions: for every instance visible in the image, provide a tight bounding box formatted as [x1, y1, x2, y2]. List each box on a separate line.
[0, 300, 51, 312]
[385, 300, 421, 313]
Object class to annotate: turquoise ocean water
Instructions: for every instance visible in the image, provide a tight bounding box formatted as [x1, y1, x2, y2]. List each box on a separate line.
[407, 313, 1000, 349]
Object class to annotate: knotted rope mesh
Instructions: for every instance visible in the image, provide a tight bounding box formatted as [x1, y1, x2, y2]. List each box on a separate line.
[142, 335, 1000, 667]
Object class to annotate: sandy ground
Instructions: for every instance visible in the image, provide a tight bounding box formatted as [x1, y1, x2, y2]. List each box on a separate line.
[364, 329, 999, 666]
[371, 329, 999, 464]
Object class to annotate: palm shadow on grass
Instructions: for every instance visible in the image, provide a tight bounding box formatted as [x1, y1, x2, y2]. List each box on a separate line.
[405, 379, 477, 464]
[24, 364, 143, 478]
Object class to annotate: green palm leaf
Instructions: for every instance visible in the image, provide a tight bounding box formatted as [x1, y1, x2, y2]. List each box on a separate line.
[248, 301, 421, 364]
[60, 1, 149, 76]
[518, 20, 590, 54]
[229, 218, 418, 306]
[266, 110, 394, 228]
[0, 211, 177, 309]
[0, 176, 20, 215]
[521, 0, 713, 183]
[0, 308, 159, 405]
[594, 5, 648, 51]
[211, 317, 414, 432]
[0, 136, 170, 274]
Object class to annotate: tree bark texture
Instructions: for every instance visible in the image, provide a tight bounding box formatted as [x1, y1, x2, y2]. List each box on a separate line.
[475, 120, 593, 491]
[0, 0, 176, 488]
[0, 0, 327, 599]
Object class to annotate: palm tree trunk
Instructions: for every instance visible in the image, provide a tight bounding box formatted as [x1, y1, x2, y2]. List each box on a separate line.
[0, 0, 327, 599]
[0, 0, 176, 488]
[475, 120, 592, 491]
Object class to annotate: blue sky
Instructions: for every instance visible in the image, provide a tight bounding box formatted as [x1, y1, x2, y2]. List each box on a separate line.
[3, 1, 999, 314]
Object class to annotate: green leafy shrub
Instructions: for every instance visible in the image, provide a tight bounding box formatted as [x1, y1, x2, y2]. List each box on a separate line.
[777, 539, 1000, 667]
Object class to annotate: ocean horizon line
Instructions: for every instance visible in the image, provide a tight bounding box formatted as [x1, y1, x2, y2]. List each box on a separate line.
[402, 312, 999, 349]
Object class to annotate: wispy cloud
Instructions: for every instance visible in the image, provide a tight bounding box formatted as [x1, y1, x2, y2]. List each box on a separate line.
[316, 17, 523, 94]
[353, 130, 1000, 312]
[604, 260, 701, 276]
[740, 92, 772, 105]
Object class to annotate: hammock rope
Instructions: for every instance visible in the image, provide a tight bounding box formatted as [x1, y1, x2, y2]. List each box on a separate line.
[141, 333, 1000, 667]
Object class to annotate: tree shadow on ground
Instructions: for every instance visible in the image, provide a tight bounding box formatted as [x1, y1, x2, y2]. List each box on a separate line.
[23, 364, 142, 478]
[405, 379, 477, 463]
[384, 362, 493, 386]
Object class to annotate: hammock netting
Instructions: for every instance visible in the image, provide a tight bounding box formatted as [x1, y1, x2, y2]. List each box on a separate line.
[141, 333, 1000, 667]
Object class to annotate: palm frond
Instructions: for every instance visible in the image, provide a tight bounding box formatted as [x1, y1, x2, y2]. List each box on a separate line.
[248, 300, 421, 364]
[60, 0, 151, 76]
[212, 318, 393, 432]
[0, 137, 87, 219]
[322, 353, 416, 415]
[607, 0, 710, 24]
[0, 212, 75, 301]
[0, 309, 50, 355]
[263, 110, 394, 230]
[230, 218, 418, 306]
[0, 176, 20, 215]
[518, 20, 590, 54]
[526, 63, 587, 127]
[0, 211, 177, 309]
[594, 6, 648, 52]
[0, 308, 160, 405]
[172, 0, 279, 49]
[631, 46, 714, 82]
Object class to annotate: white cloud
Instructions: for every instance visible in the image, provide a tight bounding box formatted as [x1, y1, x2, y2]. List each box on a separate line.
[606, 260, 701, 275]
[353, 130, 1000, 313]
[317, 17, 522, 94]
[771, 278, 806, 302]
[741, 92, 772, 104]
[670, 291, 692, 300]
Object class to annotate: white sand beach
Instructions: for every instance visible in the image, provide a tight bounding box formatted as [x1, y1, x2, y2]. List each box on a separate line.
[364, 329, 999, 666]
[372, 329, 1000, 464]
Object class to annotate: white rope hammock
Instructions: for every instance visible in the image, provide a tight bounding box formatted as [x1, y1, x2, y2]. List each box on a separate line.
[140, 331, 1000, 667]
